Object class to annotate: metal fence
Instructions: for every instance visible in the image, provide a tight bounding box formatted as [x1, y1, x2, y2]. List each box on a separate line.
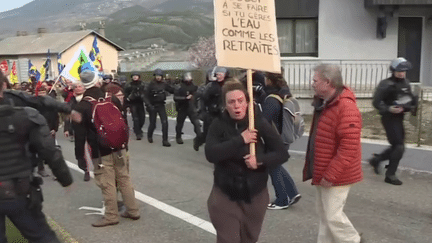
[281, 59, 393, 98]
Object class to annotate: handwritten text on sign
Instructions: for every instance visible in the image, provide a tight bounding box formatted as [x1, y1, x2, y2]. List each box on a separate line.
[215, 0, 281, 73]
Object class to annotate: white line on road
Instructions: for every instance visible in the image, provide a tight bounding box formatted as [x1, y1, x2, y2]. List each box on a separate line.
[65, 160, 216, 235]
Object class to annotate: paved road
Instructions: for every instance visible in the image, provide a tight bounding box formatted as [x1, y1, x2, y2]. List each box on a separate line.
[40, 117, 432, 243]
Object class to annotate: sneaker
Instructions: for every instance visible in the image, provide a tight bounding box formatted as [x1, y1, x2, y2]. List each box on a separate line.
[289, 194, 302, 206]
[368, 153, 381, 175]
[267, 202, 289, 210]
[385, 176, 403, 185]
[84, 171, 90, 181]
[176, 137, 184, 144]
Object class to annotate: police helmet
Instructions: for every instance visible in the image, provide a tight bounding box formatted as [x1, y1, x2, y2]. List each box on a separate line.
[131, 73, 141, 78]
[207, 67, 217, 82]
[119, 75, 127, 83]
[390, 58, 412, 72]
[183, 72, 193, 82]
[154, 68, 164, 76]
[214, 67, 227, 75]
[103, 74, 113, 80]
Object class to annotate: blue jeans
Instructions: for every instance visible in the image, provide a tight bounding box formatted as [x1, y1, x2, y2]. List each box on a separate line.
[269, 165, 299, 205]
[0, 196, 60, 243]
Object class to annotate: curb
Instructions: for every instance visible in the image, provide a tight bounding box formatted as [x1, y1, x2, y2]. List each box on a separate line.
[46, 215, 79, 243]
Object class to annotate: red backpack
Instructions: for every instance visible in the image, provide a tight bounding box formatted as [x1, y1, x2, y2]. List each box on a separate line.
[84, 95, 129, 149]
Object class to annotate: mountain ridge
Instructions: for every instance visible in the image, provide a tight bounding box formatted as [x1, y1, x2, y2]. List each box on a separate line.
[0, 0, 214, 49]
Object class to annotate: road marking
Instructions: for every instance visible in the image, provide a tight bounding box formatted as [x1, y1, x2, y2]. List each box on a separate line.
[65, 160, 216, 235]
[288, 149, 432, 175]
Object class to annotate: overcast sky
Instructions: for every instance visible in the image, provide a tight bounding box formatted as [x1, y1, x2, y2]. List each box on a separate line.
[0, 0, 33, 13]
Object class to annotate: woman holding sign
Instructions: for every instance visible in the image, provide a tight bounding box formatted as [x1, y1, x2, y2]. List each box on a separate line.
[205, 80, 288, 243]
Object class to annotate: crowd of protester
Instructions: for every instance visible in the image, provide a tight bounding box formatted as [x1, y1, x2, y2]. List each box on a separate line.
[1, 58, 416, 242]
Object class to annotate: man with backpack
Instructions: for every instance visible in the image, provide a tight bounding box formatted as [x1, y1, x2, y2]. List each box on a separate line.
[74, 70, 140, 227]
[262, 71, 302, 210]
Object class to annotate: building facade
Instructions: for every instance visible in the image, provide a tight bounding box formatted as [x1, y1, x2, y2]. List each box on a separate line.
[276, 0, 432, 97]
[0, 29, 124, 82]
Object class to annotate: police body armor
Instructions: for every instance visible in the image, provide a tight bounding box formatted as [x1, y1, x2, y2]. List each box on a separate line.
[0, 105, 33, 181]
[149, 82, 167, 104]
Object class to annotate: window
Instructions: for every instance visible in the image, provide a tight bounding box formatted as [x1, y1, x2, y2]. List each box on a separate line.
[277, 19, 318, 57]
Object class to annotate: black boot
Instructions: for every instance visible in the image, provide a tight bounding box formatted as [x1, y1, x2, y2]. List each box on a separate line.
[148, 137, 153, 143]
[176, 135, 184, 144]
[162, 140, 171, 147]
[385, 175, 403, 185]
[368, 153, 382, 175]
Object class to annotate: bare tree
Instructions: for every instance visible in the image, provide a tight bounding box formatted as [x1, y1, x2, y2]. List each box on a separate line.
[188, 36, 217, 68]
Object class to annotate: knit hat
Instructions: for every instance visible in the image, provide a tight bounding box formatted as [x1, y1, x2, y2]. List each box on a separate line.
[80, 70, 100, 89]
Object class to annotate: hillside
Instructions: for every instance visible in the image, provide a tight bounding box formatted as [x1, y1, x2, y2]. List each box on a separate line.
[0, 0, 214, 49]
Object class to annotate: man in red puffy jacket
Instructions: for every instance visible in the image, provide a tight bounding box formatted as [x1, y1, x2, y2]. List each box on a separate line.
[303, 64, 363, 243]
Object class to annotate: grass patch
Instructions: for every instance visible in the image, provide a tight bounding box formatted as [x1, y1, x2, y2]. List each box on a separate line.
[6, 218, 27, 243]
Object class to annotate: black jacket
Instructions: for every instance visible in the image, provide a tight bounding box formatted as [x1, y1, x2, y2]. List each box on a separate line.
[203, 81, 224, 114]
[0, 101, 72, 187]
[174, 81, 198, 109]
[373, 76, 417, 116]
[124, 80, 151, 106]
[205, 111, 288, 202]
[73, 87, 123, 161]
[261, 86, 292, 133]
[146, 80, 174, 105]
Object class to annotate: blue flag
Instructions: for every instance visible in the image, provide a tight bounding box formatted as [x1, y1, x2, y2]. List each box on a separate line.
[28, 60, 40, 82]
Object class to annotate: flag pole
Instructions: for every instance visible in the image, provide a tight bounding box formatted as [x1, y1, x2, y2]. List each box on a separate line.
[247, 69, 255, 157]
[48, 75, 62, 94]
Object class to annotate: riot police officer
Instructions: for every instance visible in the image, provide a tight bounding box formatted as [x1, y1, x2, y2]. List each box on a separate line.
[369, 57, 418, 185]
[174, 72, 202, 146]
[195, 67, 228, 151]
[146, 69, 174, 147]
[125, 73, 150, 140]
[0, 73, 73, 243]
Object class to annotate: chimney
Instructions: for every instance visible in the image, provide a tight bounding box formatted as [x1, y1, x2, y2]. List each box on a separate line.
[98, 21, 106, 37]
[37, 28, 47, 37]
[79, 22, 87, 30]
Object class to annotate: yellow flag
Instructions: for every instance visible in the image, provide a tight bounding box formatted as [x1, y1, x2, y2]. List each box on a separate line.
[10, 61, 18, 84]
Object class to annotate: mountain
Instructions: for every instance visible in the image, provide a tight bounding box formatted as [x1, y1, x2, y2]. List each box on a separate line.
[96, 8, 214, 49]
[151, 0, 214, 14]
[0, 0, 214, 49]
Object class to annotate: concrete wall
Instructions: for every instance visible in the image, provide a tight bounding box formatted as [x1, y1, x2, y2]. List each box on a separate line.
[318, 0, 398, 60]
[62, 34, 119, 76]
[280, 0, 432, 90]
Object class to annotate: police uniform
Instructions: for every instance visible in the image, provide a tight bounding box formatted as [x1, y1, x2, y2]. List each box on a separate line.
[145, 69, 174, 147]
[173, 73, 202, 146]
[124, 74, 150, 140]
[370, 58, 418, 185]
[0, 101, 73, 243]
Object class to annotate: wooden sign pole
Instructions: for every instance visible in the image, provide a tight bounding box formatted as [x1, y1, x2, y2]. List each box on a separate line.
[247, 69, 255, 156]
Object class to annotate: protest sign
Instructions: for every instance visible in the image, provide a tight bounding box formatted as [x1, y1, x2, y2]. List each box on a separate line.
[214, 0, 281, 73]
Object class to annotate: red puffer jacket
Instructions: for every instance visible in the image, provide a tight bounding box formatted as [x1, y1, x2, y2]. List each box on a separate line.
[303, 87, 363, 186]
